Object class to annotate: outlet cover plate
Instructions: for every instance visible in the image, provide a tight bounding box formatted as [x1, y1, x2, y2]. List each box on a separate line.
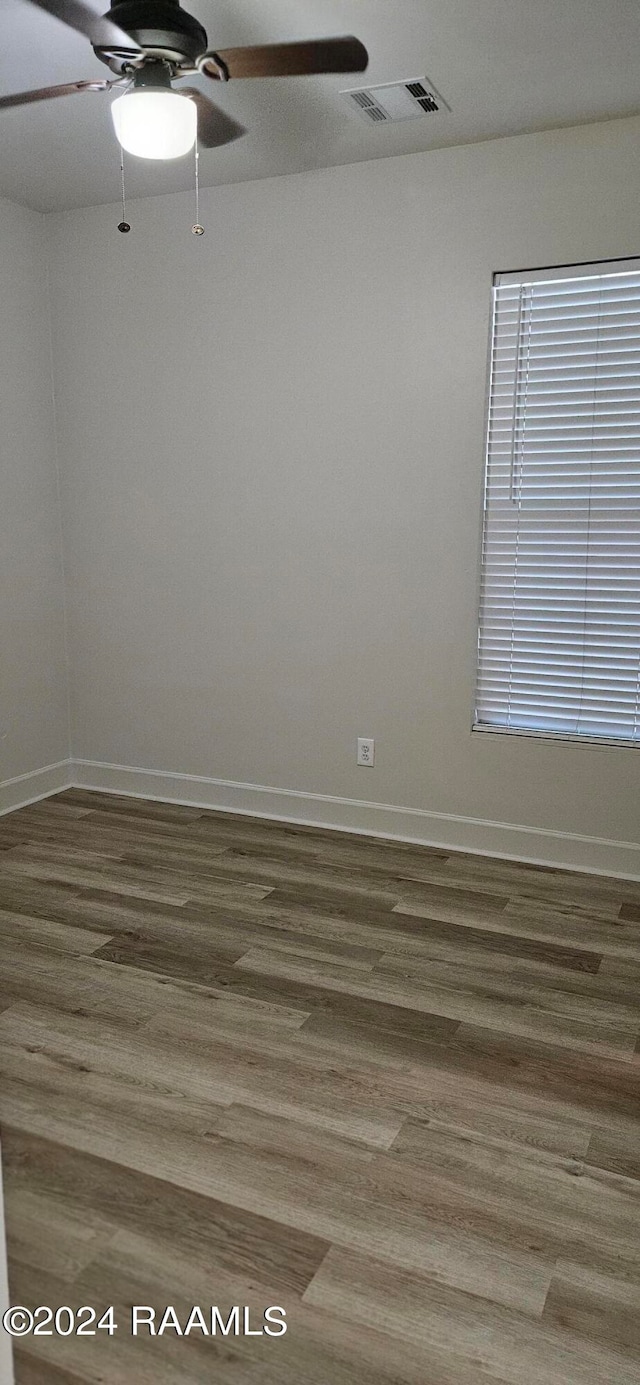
[357, 738, 375, 767]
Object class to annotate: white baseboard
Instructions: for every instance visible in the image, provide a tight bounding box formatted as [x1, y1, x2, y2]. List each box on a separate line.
[0, 760, 73, 818]
[3, 756, 637, 879]
[72, 758, 640, 880]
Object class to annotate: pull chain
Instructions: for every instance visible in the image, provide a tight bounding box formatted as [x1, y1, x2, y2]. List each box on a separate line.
[192, 142, 204, 235]
[116, 137, 203, 236]
[118, 149, 130, 233]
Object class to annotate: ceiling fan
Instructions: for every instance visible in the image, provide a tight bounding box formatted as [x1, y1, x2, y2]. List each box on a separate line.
[0, 0, 369, 159]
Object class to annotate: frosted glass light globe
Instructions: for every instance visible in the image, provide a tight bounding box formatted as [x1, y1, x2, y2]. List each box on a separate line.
[111, 89, 197, 160]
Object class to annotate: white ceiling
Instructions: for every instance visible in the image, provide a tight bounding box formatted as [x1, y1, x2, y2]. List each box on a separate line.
[1, 0, 640, 212]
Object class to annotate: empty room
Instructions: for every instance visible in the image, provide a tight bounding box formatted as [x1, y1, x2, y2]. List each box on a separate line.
[0, 1, 639, 1381]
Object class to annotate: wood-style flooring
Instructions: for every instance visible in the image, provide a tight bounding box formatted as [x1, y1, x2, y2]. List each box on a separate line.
[0, 788, 639, 1383]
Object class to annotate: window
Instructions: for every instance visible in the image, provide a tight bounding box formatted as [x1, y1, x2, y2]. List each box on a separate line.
[475, 259, 640, 745]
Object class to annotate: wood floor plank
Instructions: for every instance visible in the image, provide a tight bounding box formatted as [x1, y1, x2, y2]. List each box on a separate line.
[395, 893, 640, 959]
[14, 1348, 88, 1385]
[90, 918, 382, 974]
[0, 1090, 554, 1317]
[6, 1188, 117, 1283]
[0, 857, 192, 907]
[10, 1249, 508, 1385]
[124, 843, 411, 905]
[38, 808, 228, 850]
[0, 910, 110, 956]
[0, 937, 304, 1038]
[439, 852, 638, 908]
[9, 1259, 221, 1385]
[83, 934, 459, 1045]
[2, 1126, 329, 1297]
[387, 1120, 640, 1262]
[0, 877, 388, 975]
[0, 1002, 404, 1151]
[1, 842, 275, 909]
[6, 820, 231, 868]
[0, 938, 172, 1027]
[542, 1257, 640, 1357]
[0, 789, 638, 1385]
[450, 1022, 640, 1123]
[234, 945, 638, 1059]
[374, 950, 639, 1033]
[0, 1016, 232, 1139]
[378, 914, 603, 971]
[586, 1127, 640, 1181]
[303, 1245, 640, 1385]
[52, 789, 206, 823]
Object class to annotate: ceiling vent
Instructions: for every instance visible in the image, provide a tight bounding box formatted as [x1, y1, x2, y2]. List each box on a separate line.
[341, 77, 450, 125]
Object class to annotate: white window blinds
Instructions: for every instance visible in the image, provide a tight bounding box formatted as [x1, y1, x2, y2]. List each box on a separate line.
[475, 259, 640, 745]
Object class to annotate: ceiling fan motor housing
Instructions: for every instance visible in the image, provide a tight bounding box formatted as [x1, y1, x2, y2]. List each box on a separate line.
[96, 0, 208, 69]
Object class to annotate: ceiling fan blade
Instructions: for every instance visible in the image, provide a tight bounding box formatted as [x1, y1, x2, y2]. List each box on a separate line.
[180, 87, 246, 148]
[23, 0, 142, 52]
[0, 77, 113, 109]
[203, 36, 368, 81]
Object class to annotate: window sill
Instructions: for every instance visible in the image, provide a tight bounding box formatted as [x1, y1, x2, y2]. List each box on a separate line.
[472, 723, 639, 750]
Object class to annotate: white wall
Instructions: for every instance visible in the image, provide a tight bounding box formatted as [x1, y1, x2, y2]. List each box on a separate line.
[0, 1150, 13, 1384]
[0, 196, 69, 807]
[47, 116, 640, 868]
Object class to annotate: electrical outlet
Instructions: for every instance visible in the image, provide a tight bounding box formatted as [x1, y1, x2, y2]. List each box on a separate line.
[357, 737, 375, 767]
